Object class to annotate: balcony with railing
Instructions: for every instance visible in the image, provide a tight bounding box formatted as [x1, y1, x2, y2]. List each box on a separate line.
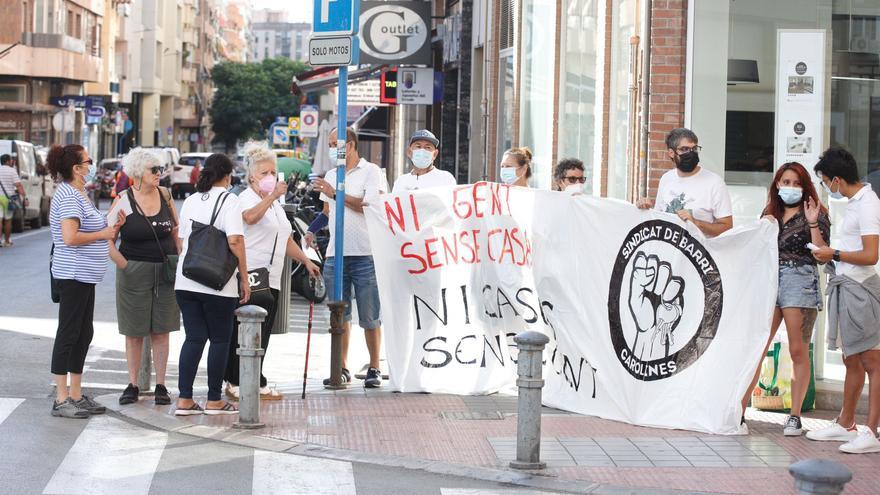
[174, 99, 197, 120]
[2, 33, 101, 82]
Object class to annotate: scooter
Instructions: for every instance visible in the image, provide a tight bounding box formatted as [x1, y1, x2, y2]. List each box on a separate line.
[283, 174, 327, 303]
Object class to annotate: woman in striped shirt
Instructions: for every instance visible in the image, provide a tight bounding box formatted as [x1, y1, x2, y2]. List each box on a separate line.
[47, 144, 125, 419]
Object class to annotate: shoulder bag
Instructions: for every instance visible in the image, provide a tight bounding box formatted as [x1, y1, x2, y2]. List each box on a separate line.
[129, 188, 179, 284]
[181, 192, 239, 290]
[49, 244, 60, 303]
[0, 180, 21, 212]
[240, 232, 278, 310]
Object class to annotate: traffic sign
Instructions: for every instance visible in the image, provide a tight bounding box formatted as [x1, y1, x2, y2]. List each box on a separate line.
[308, 36, 358, 66]
[288, 117, 300, 136]
[300, 105, 319, 138]
[272, 126, 290, 145]
[313, 0, 359, 36]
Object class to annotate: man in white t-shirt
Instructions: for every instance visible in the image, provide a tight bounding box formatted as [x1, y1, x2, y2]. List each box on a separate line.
[392, 129, 457, 193]
[0, 154, 27, 247]
[636, 128, 733, 238]
[312, 127, 387, 388]
[807, 147, 880, 454]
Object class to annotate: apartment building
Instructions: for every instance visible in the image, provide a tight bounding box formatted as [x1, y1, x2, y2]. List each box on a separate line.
[250, 8, 310, 62]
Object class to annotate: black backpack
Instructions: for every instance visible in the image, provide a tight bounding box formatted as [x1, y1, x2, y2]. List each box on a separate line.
[181, 193, 239, 290]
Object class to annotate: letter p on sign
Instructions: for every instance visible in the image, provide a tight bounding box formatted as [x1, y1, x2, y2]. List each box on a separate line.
[320, 0, 337, 23]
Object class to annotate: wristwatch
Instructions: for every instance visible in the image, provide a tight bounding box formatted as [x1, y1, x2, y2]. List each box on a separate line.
[832, 250, 841, 262]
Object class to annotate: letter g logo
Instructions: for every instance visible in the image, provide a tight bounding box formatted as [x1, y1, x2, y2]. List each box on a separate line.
[360, 5, 428, 61]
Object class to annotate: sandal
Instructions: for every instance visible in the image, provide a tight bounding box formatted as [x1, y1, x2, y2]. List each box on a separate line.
[204, 402, 239, 415]
[260, 386, 283, 400]
[174, 402, 204, 416]
[225, 383, 240, 401]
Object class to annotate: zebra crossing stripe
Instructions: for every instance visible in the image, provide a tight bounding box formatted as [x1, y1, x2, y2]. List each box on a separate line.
[252, 451, 356, 495]
[0, 398, 24, 426]
[43, 415, 167, 495]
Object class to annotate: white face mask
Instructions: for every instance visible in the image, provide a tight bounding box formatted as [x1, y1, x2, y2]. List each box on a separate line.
[328, 147, 338, 162]
[500, 167, 519, 185]
[565, 183, 584, 194]
[411, 149, 434, 169]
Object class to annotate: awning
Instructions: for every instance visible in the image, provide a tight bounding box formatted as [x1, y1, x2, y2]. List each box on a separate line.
[291, 65, 387, 95]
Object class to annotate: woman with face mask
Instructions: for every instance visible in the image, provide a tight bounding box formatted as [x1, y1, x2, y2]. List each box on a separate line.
[223, 141, 320, 402]
[392, 130, 456, 192]
[46, 144, 125, 419]
[499, 147, 533, 187]
[740, 162, 830, 437]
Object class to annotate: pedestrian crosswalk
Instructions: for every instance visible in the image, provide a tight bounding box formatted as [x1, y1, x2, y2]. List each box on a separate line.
[0, 398, 550, 495]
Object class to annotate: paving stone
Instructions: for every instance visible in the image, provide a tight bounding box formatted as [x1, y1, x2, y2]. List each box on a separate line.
[615, 460, 656, 467]
[575, 459, 617, 467]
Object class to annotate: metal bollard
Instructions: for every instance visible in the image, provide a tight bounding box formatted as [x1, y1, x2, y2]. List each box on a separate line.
[789, 459, 852, 495]
[233, 305, 268, 430]
[509, 330, 550, 470]
[325, 300, 349, 389]
[137, 338, 152, 393]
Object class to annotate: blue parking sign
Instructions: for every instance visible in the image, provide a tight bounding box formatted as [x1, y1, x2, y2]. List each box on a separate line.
[313, 0, 359, 36]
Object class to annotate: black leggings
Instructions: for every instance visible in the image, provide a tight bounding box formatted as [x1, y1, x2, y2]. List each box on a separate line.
[225, 289, 280, 387]
[51, 280, 96, 375]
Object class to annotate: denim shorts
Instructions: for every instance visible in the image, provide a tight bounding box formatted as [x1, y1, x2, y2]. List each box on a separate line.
[777, 263, 822, 310]
[323, 255, 382, 329]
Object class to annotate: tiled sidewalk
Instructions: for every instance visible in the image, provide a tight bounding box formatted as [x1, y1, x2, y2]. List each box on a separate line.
[105, 382, 880, 495]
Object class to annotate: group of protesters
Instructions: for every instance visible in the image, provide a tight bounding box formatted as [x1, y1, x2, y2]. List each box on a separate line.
[44, 125, 880, 454]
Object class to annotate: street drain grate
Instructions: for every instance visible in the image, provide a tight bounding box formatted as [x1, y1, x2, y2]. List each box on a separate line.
[440, 411, 505, 420]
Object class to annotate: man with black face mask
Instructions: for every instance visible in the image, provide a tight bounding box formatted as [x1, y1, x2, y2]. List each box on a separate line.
[637, 128, 733, 237]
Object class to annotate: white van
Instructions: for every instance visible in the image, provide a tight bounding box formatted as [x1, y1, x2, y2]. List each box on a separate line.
[0, 140, 49, 232]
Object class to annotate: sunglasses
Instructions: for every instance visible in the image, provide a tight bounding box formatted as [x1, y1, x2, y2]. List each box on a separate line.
[563, 176, 586, 184]
[77, 158, 94, 166]
[149, 166, 166, 175]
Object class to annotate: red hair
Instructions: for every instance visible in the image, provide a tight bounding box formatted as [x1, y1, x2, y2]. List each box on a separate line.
[763, 162, 827, 221]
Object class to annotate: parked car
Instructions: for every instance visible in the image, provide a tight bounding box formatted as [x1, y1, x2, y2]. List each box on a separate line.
[140, 147, 178, 187]
[0, 140, 50, 232]
[171, 152, 210, 198]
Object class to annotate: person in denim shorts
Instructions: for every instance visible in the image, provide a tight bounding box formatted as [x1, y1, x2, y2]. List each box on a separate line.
[741, 162, 830, 436]
[313, 127, 386, 388]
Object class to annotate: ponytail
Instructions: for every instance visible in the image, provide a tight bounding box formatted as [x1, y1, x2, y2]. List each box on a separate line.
[46, 144, 84, 182]
[196, 153, 234, 192]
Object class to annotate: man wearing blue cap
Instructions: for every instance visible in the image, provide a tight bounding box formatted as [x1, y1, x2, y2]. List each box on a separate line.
[392, 130, 456, 193]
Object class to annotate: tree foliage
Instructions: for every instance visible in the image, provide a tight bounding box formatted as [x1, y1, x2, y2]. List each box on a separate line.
[209, 58, 309, 148]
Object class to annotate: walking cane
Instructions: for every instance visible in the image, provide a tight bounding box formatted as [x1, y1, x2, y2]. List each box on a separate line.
[302, 301, 314, 399]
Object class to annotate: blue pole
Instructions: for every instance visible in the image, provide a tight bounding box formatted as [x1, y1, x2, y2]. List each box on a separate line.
[333, 65, 348, 301]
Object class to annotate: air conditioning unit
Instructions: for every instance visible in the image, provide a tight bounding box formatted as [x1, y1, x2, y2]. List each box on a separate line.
[850, 36, 870, 52]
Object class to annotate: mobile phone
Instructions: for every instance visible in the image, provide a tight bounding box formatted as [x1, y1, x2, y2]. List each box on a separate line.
[278, 172, 285, 182]
[806, 243, 820, 251]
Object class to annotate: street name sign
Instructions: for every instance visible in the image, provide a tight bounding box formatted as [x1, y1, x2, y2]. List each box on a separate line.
[308, 36, 358, 66]
[313, 0, 358, 36]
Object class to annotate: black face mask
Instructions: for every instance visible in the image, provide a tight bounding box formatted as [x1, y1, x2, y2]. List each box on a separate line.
[675, 151, 700, 173]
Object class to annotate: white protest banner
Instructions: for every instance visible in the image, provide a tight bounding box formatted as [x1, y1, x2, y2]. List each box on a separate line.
[365, 184, 778, 434]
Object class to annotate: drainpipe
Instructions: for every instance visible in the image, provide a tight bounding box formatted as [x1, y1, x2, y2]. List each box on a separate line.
[638, 0, 652, 199]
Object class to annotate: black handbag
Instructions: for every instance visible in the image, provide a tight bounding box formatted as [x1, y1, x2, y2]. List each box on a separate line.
[181, 192, 239, 290]
[129, 187, 178, 283]
[240, 232, 277, 310]
[49, 244, 60, 303]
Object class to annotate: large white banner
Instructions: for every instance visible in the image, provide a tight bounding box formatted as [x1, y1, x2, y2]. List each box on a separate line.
[365, 184, 778, 434]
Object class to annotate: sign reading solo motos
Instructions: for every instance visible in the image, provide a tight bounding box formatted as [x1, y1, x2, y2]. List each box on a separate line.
[365, 185, 778, 434]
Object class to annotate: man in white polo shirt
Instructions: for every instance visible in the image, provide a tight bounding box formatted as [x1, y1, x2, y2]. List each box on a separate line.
[637, 128, 733, 238]
[808, 147, 880, 454]
[312, 127, 387, 388]
[392, 129, 456, 193]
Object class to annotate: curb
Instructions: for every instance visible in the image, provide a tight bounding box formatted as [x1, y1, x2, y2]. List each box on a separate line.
[95, 393, 712, 495]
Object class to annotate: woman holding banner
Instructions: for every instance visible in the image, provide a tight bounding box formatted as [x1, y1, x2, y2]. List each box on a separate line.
[741, 162, 830, 437]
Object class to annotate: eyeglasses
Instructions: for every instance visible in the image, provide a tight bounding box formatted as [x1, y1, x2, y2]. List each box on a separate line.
[563, 176, 586, 184]
[674, 145, 702, 155]
[77, 158, 94, 166]
[149, 166, 166, 175]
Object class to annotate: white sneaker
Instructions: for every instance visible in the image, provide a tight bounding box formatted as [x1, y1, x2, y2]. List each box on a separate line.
[806, 419, 858, 442]
[839, 431, 880, 454]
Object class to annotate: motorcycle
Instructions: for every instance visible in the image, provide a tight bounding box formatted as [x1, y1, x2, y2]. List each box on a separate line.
[283, 173, 328, 303]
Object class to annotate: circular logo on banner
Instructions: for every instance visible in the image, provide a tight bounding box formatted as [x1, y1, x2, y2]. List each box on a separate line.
[795, 62, 808, 75]
[360, 5, 428, 61]
[794, 122, 806, 135]
[607, 220, 723, 381]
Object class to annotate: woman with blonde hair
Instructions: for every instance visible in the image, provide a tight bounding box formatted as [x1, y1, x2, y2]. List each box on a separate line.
[499, 147, 533, 187]
[108, 148, 181, 406]
[224, 141, 320, 401]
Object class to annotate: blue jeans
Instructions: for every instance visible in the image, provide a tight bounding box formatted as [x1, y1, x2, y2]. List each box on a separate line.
[323, 256, 382, 329]
[777, 263, 822, 310]
[176, 290, 238, 401]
